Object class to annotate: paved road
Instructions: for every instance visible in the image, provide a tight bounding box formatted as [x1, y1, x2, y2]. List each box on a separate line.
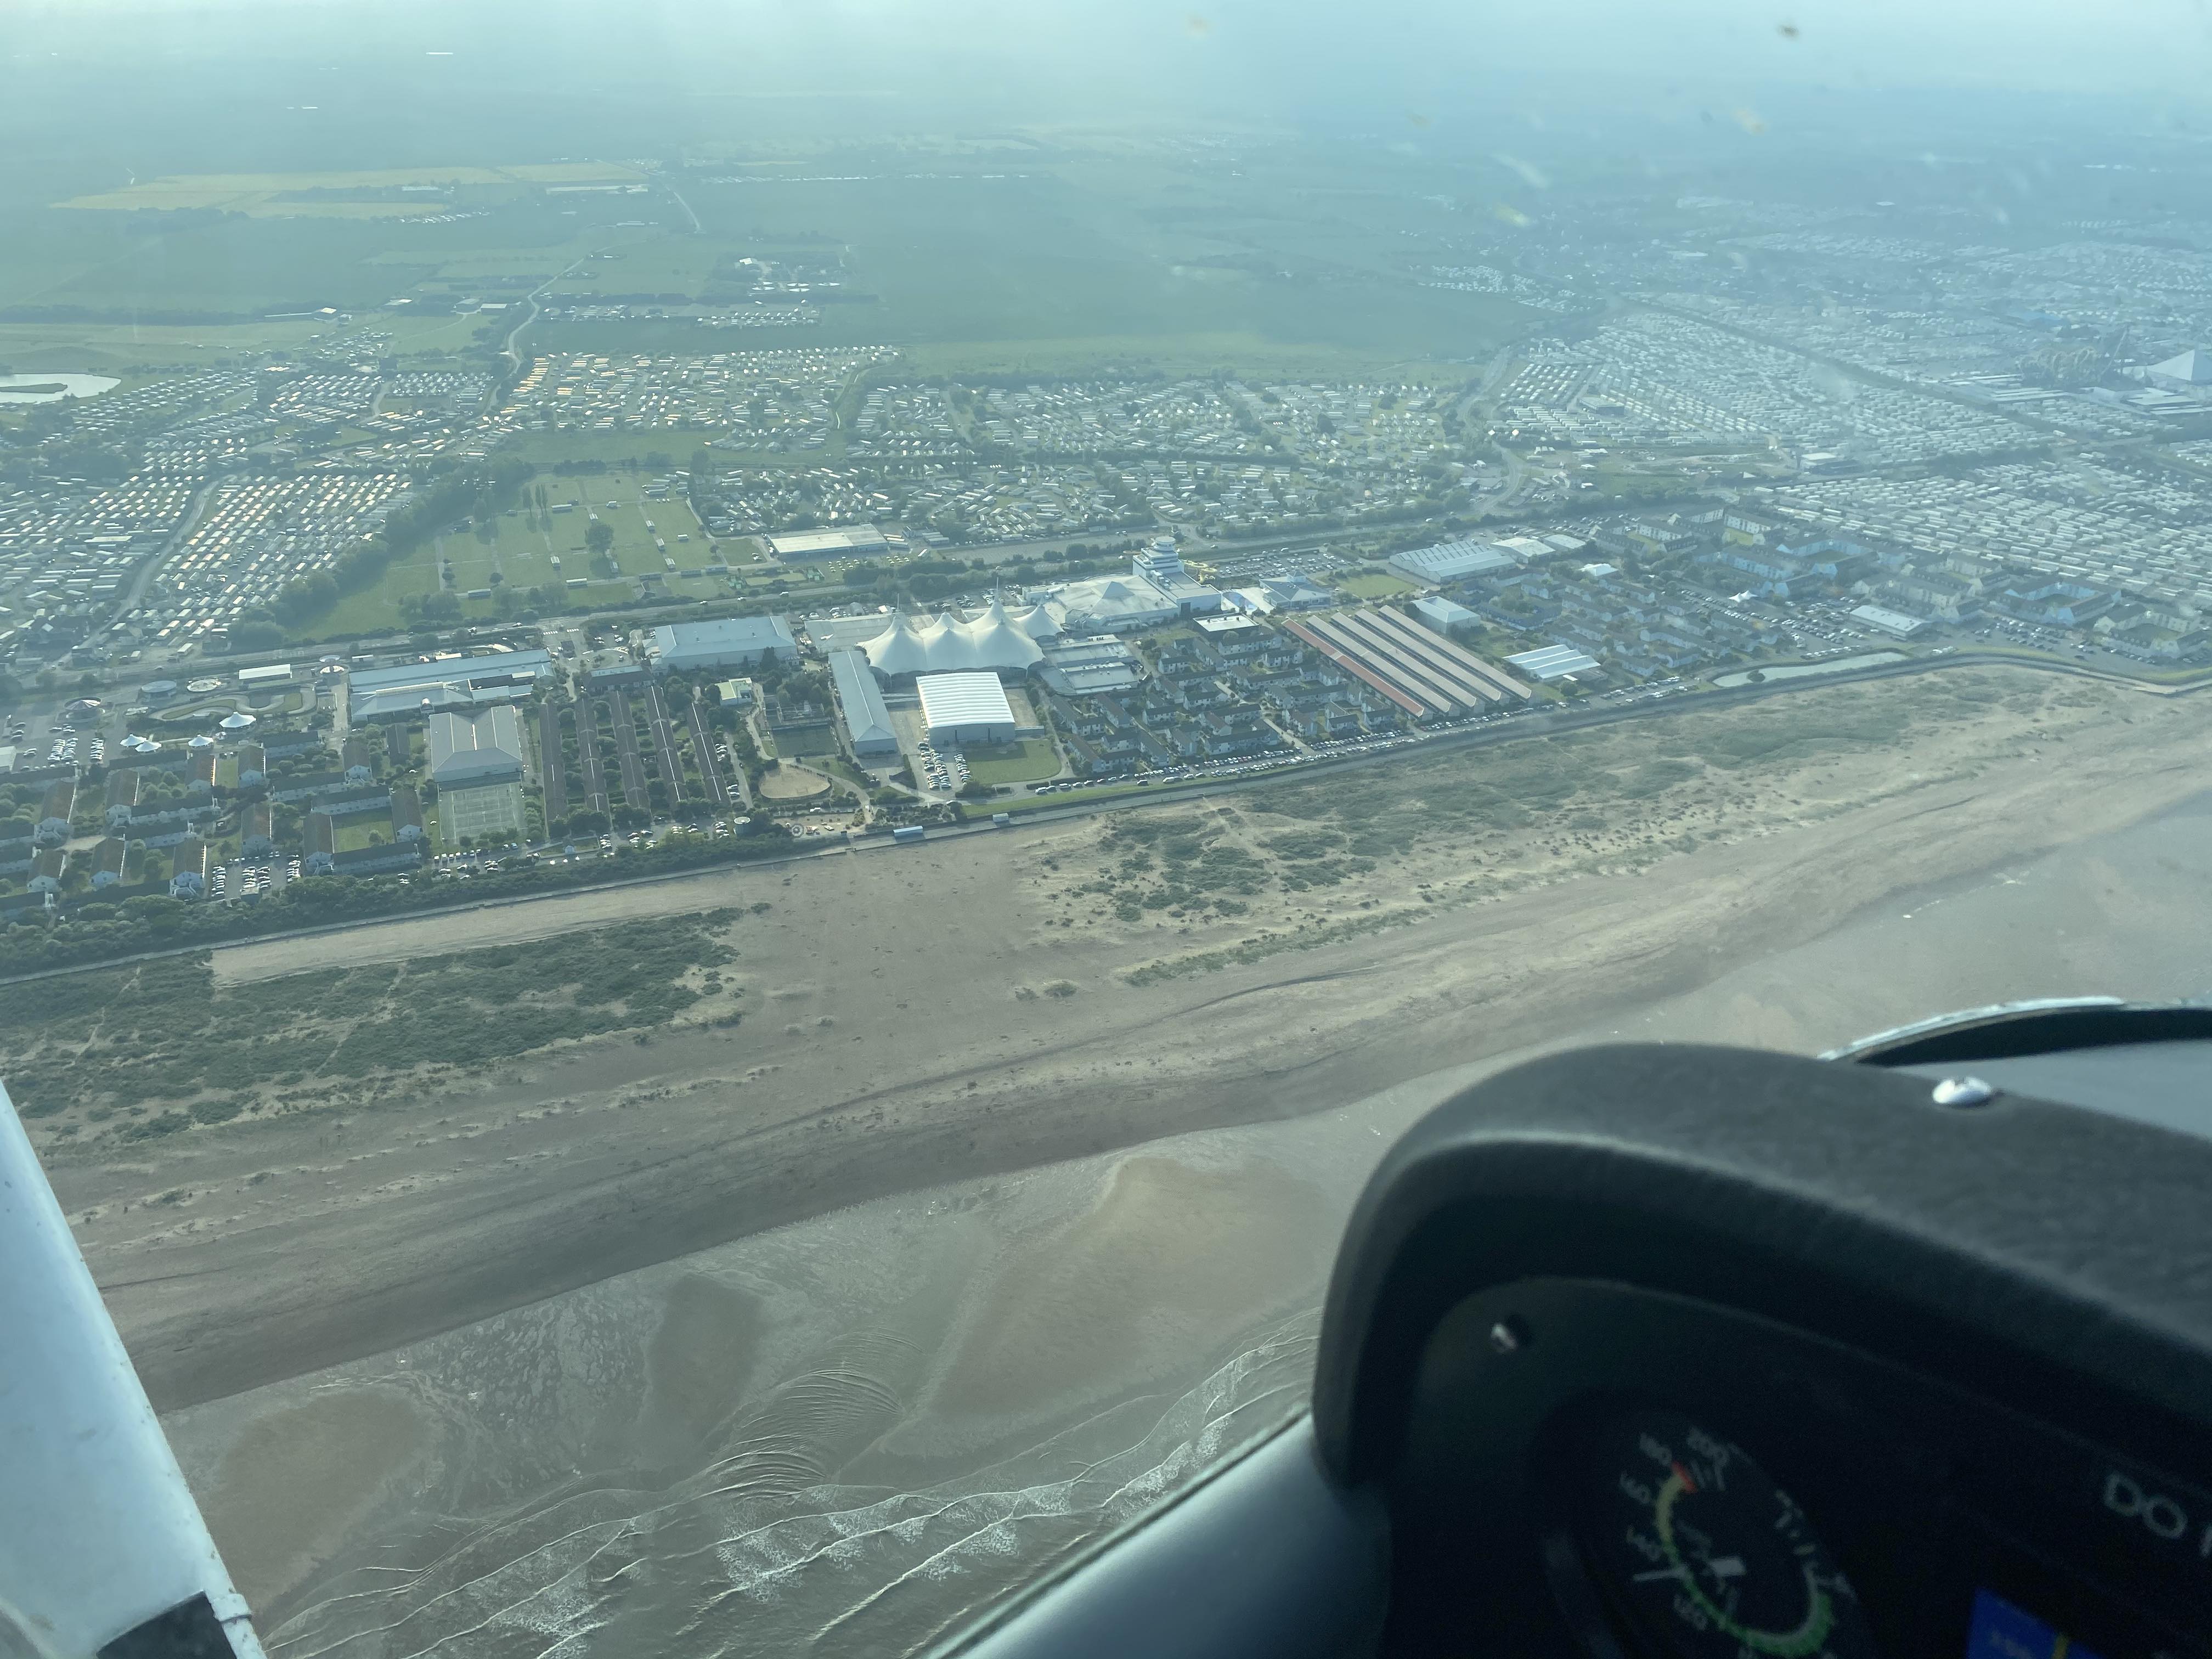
[686, 700, 731, 808]
[665, 183, 703, 235]
[605, 689, 650, 805]
[572, 699, 610, 815]
[642, 683, 686, 808]
[500, 244, 610, 384]
[538, 701, 568, 822]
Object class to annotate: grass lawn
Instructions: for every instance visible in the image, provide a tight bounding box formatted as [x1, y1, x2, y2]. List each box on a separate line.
[775, 724, 843, 759]
[311, 541, 444, 637]
[964, 737, 1063, 785]
[541, 475, 714, 578]
[1337, 573, 1420, 599]
[379, 309, 509, 362]
[301, 477, 724, 636]
[332, 815, 396, 855]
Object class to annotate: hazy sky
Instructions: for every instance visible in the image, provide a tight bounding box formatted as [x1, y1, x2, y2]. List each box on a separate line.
[4, 0, 2209, 112]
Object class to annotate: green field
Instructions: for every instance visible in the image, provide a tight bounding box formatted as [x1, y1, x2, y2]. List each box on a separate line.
[302, 475, 729, 636]
[772, 724, 842, 760]
[332, 815, 395, 854]
[667, 171, 1530, 363]
[541, 477, 713, 578]
[546, 238, 724, 298]
[964, 737, 1063, 786]
[60, 162, 648, 216]
[0, 320, 347, 373]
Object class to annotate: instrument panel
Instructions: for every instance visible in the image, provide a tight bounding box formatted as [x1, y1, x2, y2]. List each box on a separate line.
[1384, 1277, 2212, 1659]
[952, 1029, 2212, 1659]
[1565, 1405, 1874, 1659]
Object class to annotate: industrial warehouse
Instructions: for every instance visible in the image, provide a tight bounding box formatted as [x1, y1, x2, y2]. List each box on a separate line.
[828, 649, 899, 757]
[916, 673, 1019, 746]
[1284, 608, 1531, 719]
[646, 616, 801, 674]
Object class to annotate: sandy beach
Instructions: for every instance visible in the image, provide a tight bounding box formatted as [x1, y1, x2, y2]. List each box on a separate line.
[38, 670, 2210, 1409]
[21, 665, 2212, 1651]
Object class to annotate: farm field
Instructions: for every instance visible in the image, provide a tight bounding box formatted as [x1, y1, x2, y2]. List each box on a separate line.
[59, 162, 649, 216]
[543, 238, 724, 298]
[4, 140, 1534, 410]
[0, 320, 335, 372]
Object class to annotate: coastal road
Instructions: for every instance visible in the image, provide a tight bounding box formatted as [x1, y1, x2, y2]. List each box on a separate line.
[0, 644, 2198, 1000]
[572, 699, 610, 815]
[606, 689, 650, 805]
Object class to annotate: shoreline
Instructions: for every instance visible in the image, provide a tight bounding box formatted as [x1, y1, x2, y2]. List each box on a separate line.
[47, 667, 2208, 1412]
[156, 769, 2212, 1650]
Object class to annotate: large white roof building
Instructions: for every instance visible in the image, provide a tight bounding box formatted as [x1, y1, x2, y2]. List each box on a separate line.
[858, 597, 1049, 678]
[2146, 349, 2212, 387]
[1032, 543, 1222, 634]
[768, 524, 890, 561]
[1041, 573, 1181, 633]
[917, 673, 1018, 746]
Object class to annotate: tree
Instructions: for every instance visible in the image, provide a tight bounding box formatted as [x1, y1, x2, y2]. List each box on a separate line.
[585, 519, 615, 558]
[229, 618, 285, 652]
[275, 569, 339, 625]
